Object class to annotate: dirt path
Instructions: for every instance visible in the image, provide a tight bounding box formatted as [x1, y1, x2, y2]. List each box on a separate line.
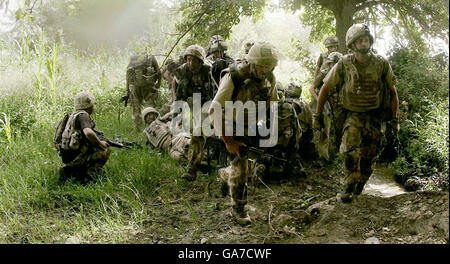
[129, 162, 449, 244]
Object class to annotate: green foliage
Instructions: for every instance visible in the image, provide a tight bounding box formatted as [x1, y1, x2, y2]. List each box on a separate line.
[176, 0, 267, 46]
[388, 47, 449, 190]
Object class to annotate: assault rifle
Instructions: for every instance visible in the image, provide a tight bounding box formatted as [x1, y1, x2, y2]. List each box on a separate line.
[205, 136, 306, 178]
[94, 129, 141, 149]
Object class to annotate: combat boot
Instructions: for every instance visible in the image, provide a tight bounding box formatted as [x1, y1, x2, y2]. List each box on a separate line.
[354, 182, 365, 195]
[232, 200, 251, 226]
[340, 183, 355, 203]
[181, 169, 197, 181]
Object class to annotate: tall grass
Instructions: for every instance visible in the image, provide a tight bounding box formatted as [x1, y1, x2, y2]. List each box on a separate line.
[0, 33, 186, 243]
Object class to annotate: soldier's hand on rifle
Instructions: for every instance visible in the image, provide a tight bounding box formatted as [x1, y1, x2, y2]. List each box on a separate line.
[100, 140, 109, 150]
[222, 136, 246, 157]
[312, 113, 324, 131]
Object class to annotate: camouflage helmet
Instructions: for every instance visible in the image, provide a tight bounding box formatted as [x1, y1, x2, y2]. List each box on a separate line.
[327, 51, 343, 64]
[184, 44, 205, 63]
[74, 91, 95, 110]
[210, 40, 228, 53]
[142, 107, 159, 121]
[285, 81, 302, 98]
[324, 36, 339, 48]
[246, 42, 279, 67]
[346, 24, 374, 50]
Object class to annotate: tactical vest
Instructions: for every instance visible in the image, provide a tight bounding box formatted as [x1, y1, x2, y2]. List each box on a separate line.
[175, 64, 213, 102]
[144, 119, 172, 150]
[341, 53, 385, 112]
[127, 54, 156, 87]
[60, 110, 95, 151]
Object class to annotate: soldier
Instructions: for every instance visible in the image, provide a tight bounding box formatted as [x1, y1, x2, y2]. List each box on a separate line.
[209, 42, 279, 225]
[284, 81, 316, 159]
[142, 107, 190, 161]
[126, 53, 162, 131]
[309, 51, 344, 159]
[54, 91, 111, 183]
[244, 42, 254, 55]
[314, 24, 399, 203]
[314, 36, 339, 80]
[206, 36, 234, 89]
[173, 44, 214, 181]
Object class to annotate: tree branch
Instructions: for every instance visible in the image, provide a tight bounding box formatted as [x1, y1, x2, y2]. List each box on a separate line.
[161, 0, 213, 68]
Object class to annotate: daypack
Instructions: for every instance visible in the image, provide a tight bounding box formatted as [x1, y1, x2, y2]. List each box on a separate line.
[54, 111, 89, 156]
[53, 113, 70, 154]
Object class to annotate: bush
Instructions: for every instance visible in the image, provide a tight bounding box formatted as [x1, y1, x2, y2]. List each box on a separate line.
[388, 47, 449, 191]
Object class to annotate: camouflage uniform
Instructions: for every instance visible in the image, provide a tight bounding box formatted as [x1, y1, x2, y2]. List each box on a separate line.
[205, 35, 234, 89]
[310, 52, 344, 158]
[284, 82, 316, 159]
[55, 91, 111, 182]
[126, 54, 162, 131]
[316, 24, 398, 202]
[210, 42, 279, 225]
[142, 107, 191, 161]
[313, 36, 339, 80]
[174, 45, 214, 180]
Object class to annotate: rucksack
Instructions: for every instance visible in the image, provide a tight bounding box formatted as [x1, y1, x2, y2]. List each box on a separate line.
[54, 111, 88, 156]
[54, 113, 70, 154]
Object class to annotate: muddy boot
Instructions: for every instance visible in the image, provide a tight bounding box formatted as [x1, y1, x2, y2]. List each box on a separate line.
[232, 201, 251, 226]
[340, 183, 355, 203]
[181, 169, 197, 181]
[354, 182, 365, 195]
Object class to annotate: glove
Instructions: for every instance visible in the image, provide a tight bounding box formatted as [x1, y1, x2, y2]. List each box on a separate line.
[312, 113, 324, 131]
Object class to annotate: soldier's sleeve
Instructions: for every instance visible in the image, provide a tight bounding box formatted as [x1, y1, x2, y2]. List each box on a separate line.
[323, 60, 343, 90]
[76, 113, 93, 130]
[382, 59, 396, 89]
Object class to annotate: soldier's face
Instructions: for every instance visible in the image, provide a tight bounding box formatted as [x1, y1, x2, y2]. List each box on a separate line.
[252, 64, 274, 80]
[186, 55, 202, 72]
[145, 113, 157, 124]
[214, 50, 224, 59]
[354, 35, 371, 52]
[328, 46, 338, 52]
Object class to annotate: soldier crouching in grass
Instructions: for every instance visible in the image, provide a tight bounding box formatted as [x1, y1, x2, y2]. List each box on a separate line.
[54, 91, 111, 184]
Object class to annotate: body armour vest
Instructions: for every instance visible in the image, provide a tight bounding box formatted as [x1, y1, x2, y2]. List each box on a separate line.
[341, 53, 386, 112]
[175, 63, 213, 102]
[144, 119, 172, 150]
[223, 60, 277, 136]
[61, 110, 95, 151]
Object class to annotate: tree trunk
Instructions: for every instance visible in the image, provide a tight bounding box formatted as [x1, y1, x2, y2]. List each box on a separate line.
[332, 1, 356, 54]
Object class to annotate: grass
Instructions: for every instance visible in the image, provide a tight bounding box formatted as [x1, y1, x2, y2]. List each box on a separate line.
[0, 35, 192, 243]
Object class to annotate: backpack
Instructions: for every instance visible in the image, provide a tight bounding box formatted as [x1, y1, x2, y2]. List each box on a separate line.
[54, 111, 88, 156]
[53, 113, 70, 154]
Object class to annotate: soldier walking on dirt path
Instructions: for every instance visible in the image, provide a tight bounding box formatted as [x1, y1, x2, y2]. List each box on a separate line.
[209, 42, 279, 226]
[314, 24, 399, 203]
[173, 44, 214, 181]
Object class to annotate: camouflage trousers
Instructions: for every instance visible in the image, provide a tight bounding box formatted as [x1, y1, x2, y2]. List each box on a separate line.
[64, 145, 111, 176]
[218, 137, 261, 210]
[129, 84, 158, 131]
[186, 112, 209, 173]
[340, 111, 383, 192]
